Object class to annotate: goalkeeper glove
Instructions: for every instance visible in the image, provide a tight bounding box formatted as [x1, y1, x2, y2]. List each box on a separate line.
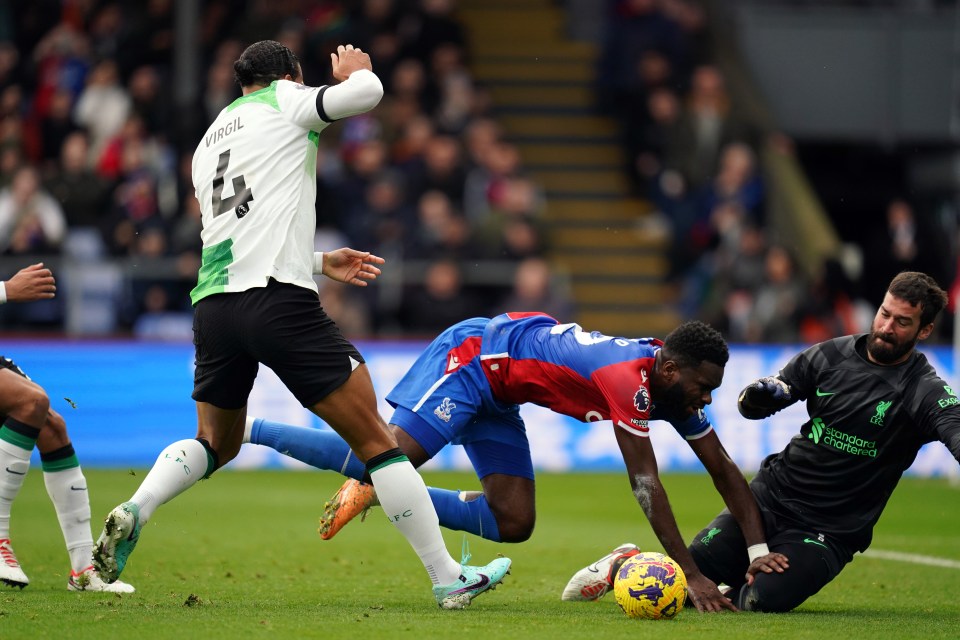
[738, 376, 793, 419]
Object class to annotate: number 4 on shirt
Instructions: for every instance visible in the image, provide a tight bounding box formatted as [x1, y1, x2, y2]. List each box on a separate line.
[212, 149, 254, 218]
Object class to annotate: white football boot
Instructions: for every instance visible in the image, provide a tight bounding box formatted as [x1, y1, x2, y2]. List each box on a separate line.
[561, 543, 640, 601]
[68, 565, 136, 593]
[0, 538, 29, 588]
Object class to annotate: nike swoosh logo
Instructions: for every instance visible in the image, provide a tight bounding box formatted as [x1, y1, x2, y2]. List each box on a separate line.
[70, 485, 87, 491]
[815, 389, 836, 397]
[451, 573, 490, 595]
[803, 538, 828, 548]
[4, 467, 25, 476]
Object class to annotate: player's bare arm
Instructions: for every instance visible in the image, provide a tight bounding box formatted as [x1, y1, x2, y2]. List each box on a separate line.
[4, 263, 56, 303]
[320, 248, 385, 287]
[615, 427, 737, 613]
[688, 432, 789, 584]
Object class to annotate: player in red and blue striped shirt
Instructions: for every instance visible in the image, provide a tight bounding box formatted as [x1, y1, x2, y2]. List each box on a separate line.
[246, 312, 787, 612]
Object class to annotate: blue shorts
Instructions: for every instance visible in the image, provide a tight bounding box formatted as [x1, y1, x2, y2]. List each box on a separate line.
[386, 318, 534, 481]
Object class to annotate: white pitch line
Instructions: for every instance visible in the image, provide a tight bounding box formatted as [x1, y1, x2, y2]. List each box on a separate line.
[863, 549, 960, 570]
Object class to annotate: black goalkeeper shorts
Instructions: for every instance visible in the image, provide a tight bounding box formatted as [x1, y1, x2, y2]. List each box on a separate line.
[191, 278, 365, 410]
[689, 509, 854, 612]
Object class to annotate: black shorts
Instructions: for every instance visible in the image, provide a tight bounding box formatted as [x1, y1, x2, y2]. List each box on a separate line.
[191, 279, 365, 410]
[689, 509, 854, 611]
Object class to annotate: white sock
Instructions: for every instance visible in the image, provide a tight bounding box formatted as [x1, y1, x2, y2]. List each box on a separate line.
[43, 466, 93, 573]
[129, 440, 211, 525]
[369, 459, 461, 585]
[0, 439, 32, 539]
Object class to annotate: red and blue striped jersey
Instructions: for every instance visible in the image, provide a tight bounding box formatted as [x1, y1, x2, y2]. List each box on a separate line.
[473, 312, 711, 439]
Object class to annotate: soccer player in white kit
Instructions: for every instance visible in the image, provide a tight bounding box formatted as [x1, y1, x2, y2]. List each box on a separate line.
[93, 40, 510, 609]
[0, 264, 134, 592]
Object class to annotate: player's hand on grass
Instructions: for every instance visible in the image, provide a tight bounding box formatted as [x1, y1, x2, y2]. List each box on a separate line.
[745, 551, 790, 586]
[5, 262, 56, 302]
[321, 248, 384, 286]
[686, 571, 738, 613]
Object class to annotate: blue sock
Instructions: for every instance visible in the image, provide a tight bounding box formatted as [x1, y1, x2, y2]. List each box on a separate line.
[250, 419, 366, 479]
[250, 419, 502, 541]
[428, 487, 501, 542]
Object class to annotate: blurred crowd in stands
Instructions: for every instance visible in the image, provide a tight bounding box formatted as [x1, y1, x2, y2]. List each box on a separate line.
[598, 0, 954, 343]
[0, 0, 571, 339]
[0, 0, 954, 343]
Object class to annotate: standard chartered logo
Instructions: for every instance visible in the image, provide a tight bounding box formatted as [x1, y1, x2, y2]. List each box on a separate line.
[807, 417, 877, 457]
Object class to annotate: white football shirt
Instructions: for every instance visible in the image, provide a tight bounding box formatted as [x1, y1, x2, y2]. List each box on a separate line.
[189, 71, 381, 304]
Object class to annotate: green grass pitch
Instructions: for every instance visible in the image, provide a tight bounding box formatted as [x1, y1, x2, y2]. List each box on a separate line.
[0, 469, 957, 639]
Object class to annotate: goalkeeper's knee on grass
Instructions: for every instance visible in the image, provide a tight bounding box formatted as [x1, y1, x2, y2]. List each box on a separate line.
[736, 579, 802, 613]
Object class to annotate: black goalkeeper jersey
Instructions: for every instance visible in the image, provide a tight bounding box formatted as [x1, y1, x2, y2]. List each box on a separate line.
[751, 334, 960, 552]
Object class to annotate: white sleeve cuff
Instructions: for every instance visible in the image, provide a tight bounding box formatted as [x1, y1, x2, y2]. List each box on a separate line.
[313, 252, 324, 275]
[321, 69, 384, 120]
[615, 420, 650, 437]
[0, 281, 7, 304]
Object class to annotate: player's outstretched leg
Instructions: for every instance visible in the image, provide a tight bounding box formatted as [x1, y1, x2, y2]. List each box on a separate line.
[561, 543, 641, 601]
[92, 502, 141, 583]
[318, 478, 376, 540]
[0, 538, 28, 588]
[319, 478, 506, 542]
[320, 479, 512, 608]
[94, 438, 215, 583]
[433, 550, 512, 610]
[0, 415, 42, 589]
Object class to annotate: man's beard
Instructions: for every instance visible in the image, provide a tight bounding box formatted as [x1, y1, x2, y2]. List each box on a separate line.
[867, 329, 919, 364]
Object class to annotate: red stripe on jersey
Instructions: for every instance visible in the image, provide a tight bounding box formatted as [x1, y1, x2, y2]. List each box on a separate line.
[445, 336, 482, 374]
[482, 355, 657, 428]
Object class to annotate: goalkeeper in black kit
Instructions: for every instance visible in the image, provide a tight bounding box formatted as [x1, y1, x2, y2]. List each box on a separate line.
[566, 271, 960, 612]
[688, 270, 960, 612]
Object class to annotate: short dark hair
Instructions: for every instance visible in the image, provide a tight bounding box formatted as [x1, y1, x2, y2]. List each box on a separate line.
[234, 40, 299, 88]
[662, 321, 729, 369]
[887, 271, 948, 327]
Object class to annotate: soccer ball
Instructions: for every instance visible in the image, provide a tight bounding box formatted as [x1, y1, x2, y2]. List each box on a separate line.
[613, 552, 686, 620]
